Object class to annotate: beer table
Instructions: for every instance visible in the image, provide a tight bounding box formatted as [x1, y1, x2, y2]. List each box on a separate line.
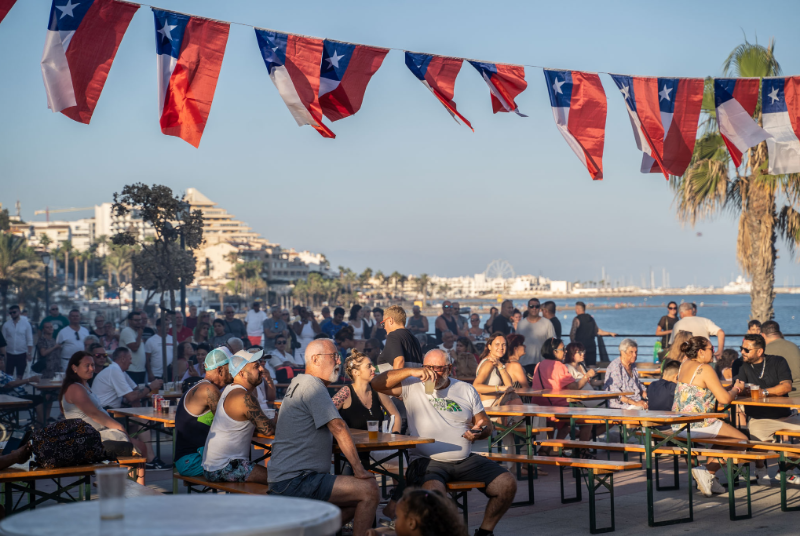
[514, 389, 634, 404]
[0, 495, 342, 536]
[252, 430, 434, 490]
[486, 404, 727, 526]
[108, 408, 177, 493]
[0, 395, 32, 429]
[727, 396, 800, 425]
[595, 367, 661, 377]
[28, 380, 63, 427]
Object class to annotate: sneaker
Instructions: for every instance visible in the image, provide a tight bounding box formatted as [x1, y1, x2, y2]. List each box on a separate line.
[709, 476, 726, 494]
[474, 531, 494, 536]
[754, 466, 771, 484]
[692, 467, 716, 497]
[145, 460, 169, 470]
[786, 475, 800, 485]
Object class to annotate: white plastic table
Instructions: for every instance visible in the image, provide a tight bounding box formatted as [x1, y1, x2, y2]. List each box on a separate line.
[0, 495, 341, 536]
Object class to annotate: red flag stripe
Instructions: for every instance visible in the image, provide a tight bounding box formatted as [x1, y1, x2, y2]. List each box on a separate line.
[320, 45, 387, 122]
[0, 0, 17, 24]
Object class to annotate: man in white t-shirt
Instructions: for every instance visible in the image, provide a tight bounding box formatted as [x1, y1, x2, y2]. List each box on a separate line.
[92, 347, 164, 468]
[145, 318, 174, 381]
[119, 311, 147, 384]
[244, 302, 267, 347]
[372, 349, 516, 536]
[669, 302, 725, 357]
[55, 309, 90, 370]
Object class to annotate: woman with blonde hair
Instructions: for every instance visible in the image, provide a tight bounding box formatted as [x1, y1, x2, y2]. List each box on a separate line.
[665, 330, 693, 364]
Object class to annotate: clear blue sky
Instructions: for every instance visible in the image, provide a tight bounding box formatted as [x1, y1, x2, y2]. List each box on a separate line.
[2, 0, 799, 287]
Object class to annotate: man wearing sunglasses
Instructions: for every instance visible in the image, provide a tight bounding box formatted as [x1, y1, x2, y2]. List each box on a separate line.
[2, 305, 33, 379]
[39, 305, 69, 337]
[516, 299, 555, 374]
[372, 349, 516, 536]
[434, 301, 461, 343]
[88, 342, 109, 387]
[55, 309, 90, 372]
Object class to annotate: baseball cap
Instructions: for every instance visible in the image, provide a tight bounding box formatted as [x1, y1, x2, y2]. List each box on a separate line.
[205, 347, 232, 371]
[228, 349, 264, 377]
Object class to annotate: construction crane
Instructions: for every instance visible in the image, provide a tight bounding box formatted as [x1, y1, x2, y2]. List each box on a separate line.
[34, 207, 94, 222]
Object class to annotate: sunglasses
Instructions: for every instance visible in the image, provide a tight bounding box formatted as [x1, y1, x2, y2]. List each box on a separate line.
[423, 365, 449, 373]
[528, 304, 540, 309]
[668, 307, 677, 310]
[94, 352, 108, 358]
[276, 340, 287, 345]
[443, 305, 452, 309]
[740, 346, 755, 353]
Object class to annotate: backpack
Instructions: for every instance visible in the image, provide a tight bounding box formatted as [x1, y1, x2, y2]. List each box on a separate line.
[31, 419, 112, 469]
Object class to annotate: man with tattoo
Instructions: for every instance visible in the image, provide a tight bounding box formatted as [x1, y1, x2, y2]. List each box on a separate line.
[201, 349, 276, 484]
[268, 339, 379, 536]
[174, 348, 234, 477]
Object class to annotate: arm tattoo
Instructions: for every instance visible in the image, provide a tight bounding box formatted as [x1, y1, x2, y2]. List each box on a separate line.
[331, 387, 349, 410]
[206, 387, 221, 414]
[244, 392, 275, 436]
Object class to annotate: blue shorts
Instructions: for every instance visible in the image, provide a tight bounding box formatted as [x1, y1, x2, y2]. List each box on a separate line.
[268, 471, 337, 502]
[204, 459, 255, 483]
[175, 448, 204, 477]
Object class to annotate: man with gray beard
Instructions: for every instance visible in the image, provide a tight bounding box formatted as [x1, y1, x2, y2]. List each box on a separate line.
[268, 339, 379, 536]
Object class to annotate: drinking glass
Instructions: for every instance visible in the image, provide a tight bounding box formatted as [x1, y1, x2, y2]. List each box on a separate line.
[424, 379, 435, 395]
[96, 467, 128, 520]
[367, 420, 379, 441]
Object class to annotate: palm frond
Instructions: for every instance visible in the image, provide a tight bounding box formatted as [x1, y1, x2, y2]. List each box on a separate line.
[674, 157, 730, 225]
[777, 205, 800, 255]
[722, 36, 782, 78]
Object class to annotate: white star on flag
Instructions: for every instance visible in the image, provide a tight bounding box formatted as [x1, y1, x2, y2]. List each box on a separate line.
[158, 21, 178, 42]
[768, 86, 780, 104]
[56, 0, 80, 18]
[659, 84, 672, 101]
[326, 50, 345, 69]
[552, 78, 566, 94]
[619, 85, 631, 101]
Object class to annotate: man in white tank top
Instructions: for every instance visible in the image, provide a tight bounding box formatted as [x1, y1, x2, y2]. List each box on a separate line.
[201, 349, 276, 484]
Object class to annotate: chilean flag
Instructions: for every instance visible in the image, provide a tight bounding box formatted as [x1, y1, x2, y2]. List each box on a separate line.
[762, 77, 800, 174]
[255, 29, 334, 139]
[318, 40, 388, 122]
[610, 75, 704, 179]
[544, 69, 606, 180]
[405, 52, 472, 131]
[41, 0, 138, 124]
[714, 78, 771, 167]
[1, 0, 18, 24]
[154, 9, 229, 148]
[468, 61, 527, 117]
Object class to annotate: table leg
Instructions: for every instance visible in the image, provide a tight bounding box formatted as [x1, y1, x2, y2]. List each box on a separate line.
[645, 426, 654, 526]
[511, 416, 535, 508]
[172, 427, 178, 494]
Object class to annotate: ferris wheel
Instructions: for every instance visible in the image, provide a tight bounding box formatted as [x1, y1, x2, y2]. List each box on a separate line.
[485, 259, 515, 280]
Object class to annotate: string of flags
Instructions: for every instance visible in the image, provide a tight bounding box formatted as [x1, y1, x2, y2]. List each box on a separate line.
[6, 0, 800, 177]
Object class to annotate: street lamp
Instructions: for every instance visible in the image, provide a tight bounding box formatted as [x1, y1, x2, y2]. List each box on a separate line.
[40, 251, 51, 310]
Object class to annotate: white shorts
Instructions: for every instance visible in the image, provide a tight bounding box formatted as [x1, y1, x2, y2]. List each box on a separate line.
[675, 420, 723, 439]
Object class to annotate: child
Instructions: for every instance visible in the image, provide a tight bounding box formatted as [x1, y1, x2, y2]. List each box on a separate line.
[366, 488, 468, 536]
[647, 359, 680, 411]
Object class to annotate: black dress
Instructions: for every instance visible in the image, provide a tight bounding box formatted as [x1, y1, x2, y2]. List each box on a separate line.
[338, 384, 384, 431]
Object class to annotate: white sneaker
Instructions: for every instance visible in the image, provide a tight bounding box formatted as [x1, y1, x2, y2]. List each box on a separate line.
[787, 475, 800, 485]
[755, 466, 771, 483]
[693, 467, 715, 497]
[709, 476, 726, 494]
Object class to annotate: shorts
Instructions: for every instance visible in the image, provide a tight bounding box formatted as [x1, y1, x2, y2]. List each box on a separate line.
[5, 354, 27, 378]
[175, 449, 205, 477]
[268, 471, 337, 502]
[748, 414, 800, 442]
[248, 336, 262, 347]
[204, 459, 255, 483]
[674, 420, 723, 439]
[422, 454, 508, 490]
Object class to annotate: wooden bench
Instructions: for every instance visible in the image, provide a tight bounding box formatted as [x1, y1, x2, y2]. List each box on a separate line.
[173, 473, 269, 495]
[775, 429, 800, 441]
[446, 481, 485, 525]
[476, 452, 641, 533]
[537, 438, 779, 521]
[750, 441, 800, 512]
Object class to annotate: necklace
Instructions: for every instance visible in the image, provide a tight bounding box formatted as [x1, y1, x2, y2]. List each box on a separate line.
[758, 358, 767, 379]
[354, 386, 373, 415]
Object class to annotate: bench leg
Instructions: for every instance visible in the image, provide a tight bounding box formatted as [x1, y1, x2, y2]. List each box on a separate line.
[560, 465, 582, 504]
[449, 490, 469, 526]
[726, 459, 751, 520]
[588, 469, 615, 534]
[780, 453, 800, 512]
[654, 454, 680, 491]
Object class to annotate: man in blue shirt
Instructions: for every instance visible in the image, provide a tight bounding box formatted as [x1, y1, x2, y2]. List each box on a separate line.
[320, 307, 347, 338]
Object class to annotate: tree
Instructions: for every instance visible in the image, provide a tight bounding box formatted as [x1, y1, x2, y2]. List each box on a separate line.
[112, 184, 204, 383]
[414, 273, 430, 306]
[0, 234, 41, 322]
[39, 234, 52, 252]
[60, 240, 73, 290]
[671, 37, 800, 321]
[358, 267, 373, 288]
[0, 209, 9, 232]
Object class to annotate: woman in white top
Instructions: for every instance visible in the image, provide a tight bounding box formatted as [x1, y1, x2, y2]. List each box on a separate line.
[348, 305, 365, 340]
[60, 351, 147, 484]
[293, 307, 320, 358]
[472, 333, 522, 408]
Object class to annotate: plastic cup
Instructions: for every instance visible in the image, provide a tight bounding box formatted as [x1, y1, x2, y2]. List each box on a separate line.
[424, 379, 435, 396]
[750, 385, 761, 400]
[367, 420, 379, 441]
[96, 467, 128, 520]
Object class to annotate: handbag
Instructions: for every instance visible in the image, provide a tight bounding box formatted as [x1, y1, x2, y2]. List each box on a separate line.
[31, 347, 47, 374]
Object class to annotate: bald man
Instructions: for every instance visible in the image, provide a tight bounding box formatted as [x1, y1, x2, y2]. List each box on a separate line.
[372, 349, 516, 536]
[268, 339, 379, 536]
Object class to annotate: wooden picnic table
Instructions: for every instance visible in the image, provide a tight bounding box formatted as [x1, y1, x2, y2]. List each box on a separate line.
[0, 395, 33, 408]
[513, 389, 633, 402]
[0, 495, 342, 536]
[730, 397, 800, 408]
[485, 404, 726, 526]
[0, 395, 33, 430]
[108, 408, 177, 493]
[28, 381, 64, 427]
[595, 367, 661, 377]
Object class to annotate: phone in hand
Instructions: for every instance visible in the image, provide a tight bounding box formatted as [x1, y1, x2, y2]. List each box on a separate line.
[469, 425, 487, 435]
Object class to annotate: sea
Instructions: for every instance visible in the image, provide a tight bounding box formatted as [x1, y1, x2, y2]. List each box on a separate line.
[425, 293, 800, 359]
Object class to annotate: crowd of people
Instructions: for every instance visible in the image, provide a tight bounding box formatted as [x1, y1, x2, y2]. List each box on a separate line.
[1, 298, 799, 535]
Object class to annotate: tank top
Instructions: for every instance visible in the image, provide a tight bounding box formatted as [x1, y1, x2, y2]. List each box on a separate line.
[351, 321, 364, 340]
[435, 315, 459, 343]
[574, 313, 598, 353]
[408, 316, 425, 332]
[338, 384, 384, 431]
[175, 380, 214, 461]
[362, 319, 374, 340]
[671, 363, 719, 430]
[475, 359, 505, 407]
[202, 384, 255, 471]
[61, 383, 128, 442]
[297, 322, 316, 357]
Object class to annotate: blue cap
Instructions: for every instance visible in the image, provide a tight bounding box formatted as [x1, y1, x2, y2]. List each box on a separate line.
[228, 349, 263, 377]
[205, 347, 232, 371]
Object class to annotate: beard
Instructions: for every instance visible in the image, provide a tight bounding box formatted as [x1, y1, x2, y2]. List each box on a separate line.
[329, 366, 340, 383]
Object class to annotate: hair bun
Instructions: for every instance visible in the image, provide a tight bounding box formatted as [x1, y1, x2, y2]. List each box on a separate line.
[679, 341, 691, 353]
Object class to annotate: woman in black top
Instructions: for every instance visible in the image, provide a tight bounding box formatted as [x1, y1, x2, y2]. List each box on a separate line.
[333, 350, 401, 433]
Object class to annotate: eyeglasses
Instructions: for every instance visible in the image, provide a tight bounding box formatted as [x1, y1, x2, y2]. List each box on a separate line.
[443, 305, 452, 309]
[528, 304, 540, 309]
[668, 307, 677, 310]
[313, 352, 340, 361]
[276, 340, 286, 345]
[94, 353, 108, 358]
[423, 365, 449, 373]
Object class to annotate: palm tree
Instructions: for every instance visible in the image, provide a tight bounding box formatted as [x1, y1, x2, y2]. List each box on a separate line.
[671, 37, 800, 320]
[373, 271, 385, 294]
[39, 233, 52, 253]
[60, 240, 73, 290]
[0, 235, 37, 322]
[359, 268, 373, 288]
[414, 273, 430, 306]
[389, 271, 403, 296]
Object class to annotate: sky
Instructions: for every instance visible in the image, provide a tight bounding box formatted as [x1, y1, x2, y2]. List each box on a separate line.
[2, 0, 800, 288]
